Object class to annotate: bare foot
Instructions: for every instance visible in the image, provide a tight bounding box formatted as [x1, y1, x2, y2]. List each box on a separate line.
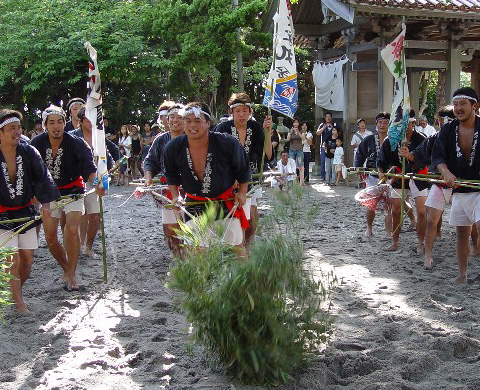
[424, 255, 433, 270]
[471, 246, 480, 257]
[416, 245, 424, 256]
[384, 231, 392, 239]
[84, 248, 97, 258]
[454, 274, 467, 284]
[365, 228, 373, 239]
[386, 243, 399, 251]
[64, 277, 79, 291]
[16, 302, 30, 315]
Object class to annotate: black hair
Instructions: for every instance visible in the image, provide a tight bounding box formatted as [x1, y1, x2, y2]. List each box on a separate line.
[375, 112, 390, 122]
[437, 105, 455, 119]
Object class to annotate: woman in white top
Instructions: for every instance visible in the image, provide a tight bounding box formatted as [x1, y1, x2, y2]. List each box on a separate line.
[118, 125, 132, 181]
[301, 122, 313, 183]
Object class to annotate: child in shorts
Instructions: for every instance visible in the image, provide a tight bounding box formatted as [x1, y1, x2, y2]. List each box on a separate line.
[333, 137, 344, 186]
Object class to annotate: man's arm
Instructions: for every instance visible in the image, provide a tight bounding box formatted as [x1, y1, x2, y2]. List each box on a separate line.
[235, 182, 248, 207]
[263, 116, 273, 160]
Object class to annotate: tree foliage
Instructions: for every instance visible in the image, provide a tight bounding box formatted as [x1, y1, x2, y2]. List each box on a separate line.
[0, 0, 270, 129]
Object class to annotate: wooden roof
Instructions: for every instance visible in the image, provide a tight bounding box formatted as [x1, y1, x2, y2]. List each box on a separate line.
[341, 0, 480, 15]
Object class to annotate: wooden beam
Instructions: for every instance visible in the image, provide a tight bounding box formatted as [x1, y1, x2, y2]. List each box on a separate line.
[295, 18, 354, 37]
[352, 61, 377, 71]
[320, 48, 346, 59]
[350, 42, 378, 53]
[406, 59, 449, 69]
[404, 40, 448, 50]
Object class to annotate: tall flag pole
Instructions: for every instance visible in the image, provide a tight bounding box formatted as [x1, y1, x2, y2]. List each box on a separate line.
[380, 24, 410, 229]
[263, 0, 298, 119]
[84, 41, 108, 283]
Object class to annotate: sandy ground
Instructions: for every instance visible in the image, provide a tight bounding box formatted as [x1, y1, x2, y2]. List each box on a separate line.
[1, 180, 480, 390]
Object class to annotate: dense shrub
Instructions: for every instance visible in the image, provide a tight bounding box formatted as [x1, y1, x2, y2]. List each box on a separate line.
[170, 185, 335, 385]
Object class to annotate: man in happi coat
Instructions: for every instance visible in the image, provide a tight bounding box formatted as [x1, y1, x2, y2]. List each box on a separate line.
[144, 103, 185, 255]
[354, 112, 390, 239]
[378, 109, 428, 253]
[398, 106, 456, 269]
[31, 105, 101, 291]
[164, 102, 251, 249]
[431, 87, 480, 283]
[214, 92, 273, 248]
[70, 105, 115, 258]
[0, 109, 59, 313]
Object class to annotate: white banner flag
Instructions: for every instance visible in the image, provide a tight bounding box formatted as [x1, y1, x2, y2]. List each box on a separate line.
[263, 0, 298, 118]
[313, 57, 348, 111]
[84, 42, 109, 189]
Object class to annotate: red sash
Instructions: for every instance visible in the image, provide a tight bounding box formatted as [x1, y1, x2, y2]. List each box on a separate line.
[0, 200, 32, 213]
[186, 186, 250, 229]
[159, 176, 172, 200]
[57, 176, 85, 190]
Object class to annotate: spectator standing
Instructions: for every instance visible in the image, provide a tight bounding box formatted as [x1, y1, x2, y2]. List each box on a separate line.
[301, 122, 313, 183]
[324, 127, 339, 185]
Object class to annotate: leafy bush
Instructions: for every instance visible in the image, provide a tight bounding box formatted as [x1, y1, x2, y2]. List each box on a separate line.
[0, 248, 15, 320]
[170, 184, 335, 385]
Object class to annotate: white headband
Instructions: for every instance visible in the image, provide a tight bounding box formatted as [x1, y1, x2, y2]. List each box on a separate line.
[167, 106, 184, 116]
[158, 110, 169, 116]
[42, 106, 66, 130]
[181, 106, 211, 119]
[0, 117, 20, 128]
[453, 95, 478, 103]
[408, 118, 416, 122]
[229, 102, 252, 109]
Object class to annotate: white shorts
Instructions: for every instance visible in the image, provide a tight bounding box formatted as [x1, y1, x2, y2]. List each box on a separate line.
[449, 192, 480, 226]
[250, 187, 263, 207]
[50, 197, 85, 218]
[84, 191, 100, 215]
[409, 180, 429, 199]
[162, 207, 183, 225]
[185, 217, 243, 246]
[243, 198, 252, 220]
[0, 228, 38, 250]
[425, 184, 452, 211]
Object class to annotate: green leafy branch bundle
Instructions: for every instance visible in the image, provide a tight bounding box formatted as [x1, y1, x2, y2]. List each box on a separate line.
[170, 184, 335, 385]
[0, 248, 15, 320]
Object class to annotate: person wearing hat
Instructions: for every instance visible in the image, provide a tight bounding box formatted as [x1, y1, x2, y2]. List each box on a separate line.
[31, 105, 103, 291]
[378, 109, 428, 253]
[431, 87, 480, 283]
[0, 109, 59, 313]
[65, 97, 85, 133]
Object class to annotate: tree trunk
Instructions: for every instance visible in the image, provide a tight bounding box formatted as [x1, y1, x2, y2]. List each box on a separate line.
[216, 57, 232, 114]
[436, 70, 446, 113]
